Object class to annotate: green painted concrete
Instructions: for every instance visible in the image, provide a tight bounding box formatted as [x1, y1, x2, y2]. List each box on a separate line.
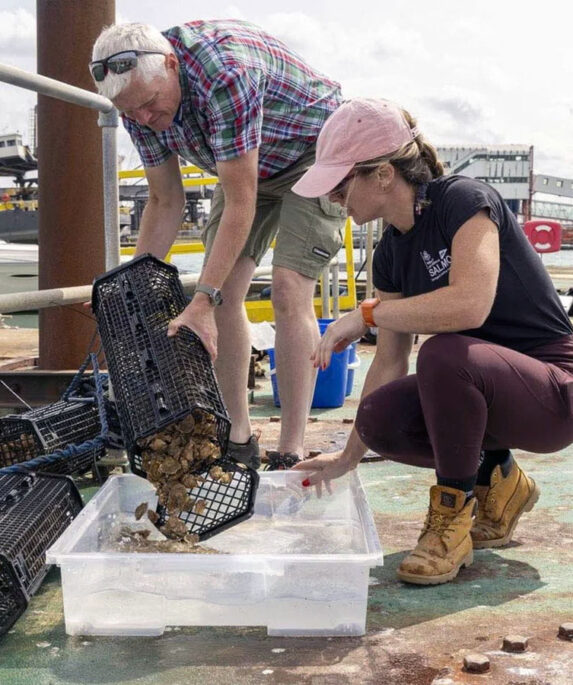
[1, 343, 572, 684]
[1, 446, 571, 684]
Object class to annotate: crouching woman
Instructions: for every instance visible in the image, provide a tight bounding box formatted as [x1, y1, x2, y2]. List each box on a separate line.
[292, 97, 573, 585]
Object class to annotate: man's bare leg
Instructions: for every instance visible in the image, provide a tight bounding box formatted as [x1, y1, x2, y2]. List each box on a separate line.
[214, 255, 257, 444]
[271, 266, 319, 457]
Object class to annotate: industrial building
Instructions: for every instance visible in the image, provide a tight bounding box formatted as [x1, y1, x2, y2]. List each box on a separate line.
[438, 145, 573, 226]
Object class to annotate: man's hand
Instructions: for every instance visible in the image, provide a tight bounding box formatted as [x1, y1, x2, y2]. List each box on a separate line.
[167, 297, 218, 360]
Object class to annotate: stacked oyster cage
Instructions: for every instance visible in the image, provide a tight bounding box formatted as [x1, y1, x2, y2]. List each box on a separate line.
[92, 254, 259, 541]
[0, 398, 105, 476]
[0, 471, 83, 637]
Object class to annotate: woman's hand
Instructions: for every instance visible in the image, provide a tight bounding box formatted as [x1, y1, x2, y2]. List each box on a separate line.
[312, 309, 368, 370]
[292, 450, 358, 495]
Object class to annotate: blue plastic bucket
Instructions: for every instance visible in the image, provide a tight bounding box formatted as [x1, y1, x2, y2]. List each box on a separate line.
[267, 348, 281, 407]
[311, 345, 350, 408]
[320, 319, 360, 397]
[346, 342, 360, 396]
[268, 319, 350, 408]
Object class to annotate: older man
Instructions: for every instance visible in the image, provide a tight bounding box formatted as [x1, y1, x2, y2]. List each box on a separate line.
[90, 19, 345, 469]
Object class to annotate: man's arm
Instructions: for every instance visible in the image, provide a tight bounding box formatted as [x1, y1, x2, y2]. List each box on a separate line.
[134, 155, 186, 259]
[166, 149, 259, 358]
[196, 148, 258, 289]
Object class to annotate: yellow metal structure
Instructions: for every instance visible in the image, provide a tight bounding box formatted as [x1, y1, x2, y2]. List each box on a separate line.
[120, 242, 205, 261]
[0, 199, 38, 211]
[118, 165, 218, 188]
[118, 165, 357, 320]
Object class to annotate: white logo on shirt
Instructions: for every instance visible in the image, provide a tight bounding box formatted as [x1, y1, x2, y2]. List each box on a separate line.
[420, 248, 451, 282]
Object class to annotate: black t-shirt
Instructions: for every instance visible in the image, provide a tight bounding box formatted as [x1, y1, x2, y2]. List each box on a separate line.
[373, 175, 573, 353]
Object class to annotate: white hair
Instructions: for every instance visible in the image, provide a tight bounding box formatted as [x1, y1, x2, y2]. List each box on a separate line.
[91, 23, 175, 100]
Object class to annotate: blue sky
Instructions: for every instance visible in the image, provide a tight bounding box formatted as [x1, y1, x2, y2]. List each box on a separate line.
[1, 0, 572, 177]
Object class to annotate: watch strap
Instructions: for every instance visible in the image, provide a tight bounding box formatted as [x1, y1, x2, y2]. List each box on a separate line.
[359, 298, 380, 327]
[195, 283, 223, 306]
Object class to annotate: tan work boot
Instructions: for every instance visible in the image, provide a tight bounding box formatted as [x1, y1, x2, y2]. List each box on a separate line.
[397, 485, 476, 586]
[472, 458, 540, 549]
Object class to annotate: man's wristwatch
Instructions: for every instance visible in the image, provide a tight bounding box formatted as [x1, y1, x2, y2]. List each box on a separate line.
[359, 297, 380, 327]
[194, 284, 223, 306]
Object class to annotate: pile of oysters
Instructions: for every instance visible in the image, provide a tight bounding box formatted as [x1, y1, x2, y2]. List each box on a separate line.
[120, 410, 233, 551]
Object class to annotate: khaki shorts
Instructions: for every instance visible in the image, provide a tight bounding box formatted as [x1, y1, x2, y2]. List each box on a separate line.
[202, 145, 346, 280]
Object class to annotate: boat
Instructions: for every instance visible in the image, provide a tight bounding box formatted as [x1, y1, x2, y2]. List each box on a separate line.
[0, 133, 38, 243]
[0, 133, 36, 180]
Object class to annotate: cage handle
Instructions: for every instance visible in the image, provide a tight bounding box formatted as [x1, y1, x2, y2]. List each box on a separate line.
[0, 381, 33, 411]
[0, 473, 36, 513]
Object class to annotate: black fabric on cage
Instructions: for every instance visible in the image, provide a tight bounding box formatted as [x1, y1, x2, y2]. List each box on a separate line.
[92, 254, 231, 467]
[0, 472, 83, 637]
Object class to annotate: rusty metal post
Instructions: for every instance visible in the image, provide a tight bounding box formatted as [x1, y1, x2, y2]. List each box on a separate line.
[37, 0, 115, 369]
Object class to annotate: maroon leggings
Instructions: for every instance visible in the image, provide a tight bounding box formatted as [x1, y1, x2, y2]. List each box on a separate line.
[355, 333, 573, 479]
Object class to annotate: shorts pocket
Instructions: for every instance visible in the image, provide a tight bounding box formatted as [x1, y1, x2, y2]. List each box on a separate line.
[305, 197, 345, 265]
[319, 195, 347, 218]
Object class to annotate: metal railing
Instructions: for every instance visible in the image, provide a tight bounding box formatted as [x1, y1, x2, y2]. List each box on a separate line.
[0, 268, 273, 314]
[0, 62, 120, 271]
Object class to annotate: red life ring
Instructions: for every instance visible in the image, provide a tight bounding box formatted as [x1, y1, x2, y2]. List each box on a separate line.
[523, 220, 562, 253]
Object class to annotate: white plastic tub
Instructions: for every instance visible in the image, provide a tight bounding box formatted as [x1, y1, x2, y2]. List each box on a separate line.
[47, 471, 383, 637]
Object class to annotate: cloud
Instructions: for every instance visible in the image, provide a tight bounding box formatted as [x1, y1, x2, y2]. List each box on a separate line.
[0, 9, 37, 143]
[423, 94, 486, 127]
[260, 12, 428, 82]
[0, 8, 36, 58]
[1, 3, 572, 179]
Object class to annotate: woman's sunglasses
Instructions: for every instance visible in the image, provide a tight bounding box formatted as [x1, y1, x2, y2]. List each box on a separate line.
[89, 50, 164, 82]
[330, 171, 356, 198]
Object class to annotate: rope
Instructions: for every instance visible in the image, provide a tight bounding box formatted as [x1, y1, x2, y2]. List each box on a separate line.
[0, 349, 112, 476]
[90, 353, 109, 438]
[61, 334, 99, 401]
[0, 380, 33, 410]
[0, 436, 105, 475]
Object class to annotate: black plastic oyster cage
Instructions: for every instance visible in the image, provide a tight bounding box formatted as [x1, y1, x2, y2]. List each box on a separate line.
[0, 399, 104, 476]
[92, 254, 231, 475]
[0, 471, 83, 637]
[92, 254, 259, 540]
[155, 458, 259, 542]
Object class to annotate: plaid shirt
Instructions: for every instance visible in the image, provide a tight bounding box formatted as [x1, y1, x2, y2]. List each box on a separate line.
[122, 19, 342, 178]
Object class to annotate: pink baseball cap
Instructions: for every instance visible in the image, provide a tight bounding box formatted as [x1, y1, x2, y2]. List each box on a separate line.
[292, 97, 419, 198]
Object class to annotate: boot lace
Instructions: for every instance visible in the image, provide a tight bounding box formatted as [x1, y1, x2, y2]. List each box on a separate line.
[422, 509, 454, 536]
[476, 483, 497, 520]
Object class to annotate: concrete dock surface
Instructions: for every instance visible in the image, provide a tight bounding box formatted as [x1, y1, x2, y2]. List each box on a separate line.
[0, 334, 572, 684]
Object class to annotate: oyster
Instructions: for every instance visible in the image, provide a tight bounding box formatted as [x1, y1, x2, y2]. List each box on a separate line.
[134, 502, 148, 521]
[134, 409, 233, 543]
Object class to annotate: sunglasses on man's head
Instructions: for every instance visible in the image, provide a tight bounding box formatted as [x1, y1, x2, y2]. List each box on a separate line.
[89, 50, 164, 82]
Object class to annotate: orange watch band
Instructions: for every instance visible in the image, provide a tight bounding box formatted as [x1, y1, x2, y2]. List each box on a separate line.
[360, 298, 380, 327]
